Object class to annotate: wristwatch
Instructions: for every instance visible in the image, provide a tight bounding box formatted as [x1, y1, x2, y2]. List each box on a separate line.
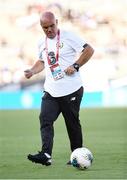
[73, 63, 80, 72]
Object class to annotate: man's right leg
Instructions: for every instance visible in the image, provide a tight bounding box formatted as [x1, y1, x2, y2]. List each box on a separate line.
[40, 92, 60, 155]
[27, 92, 60, 165]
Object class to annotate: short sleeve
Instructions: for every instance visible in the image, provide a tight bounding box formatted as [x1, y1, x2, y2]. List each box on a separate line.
[37, 39, 45, 61]
[66, 31, 86, 53]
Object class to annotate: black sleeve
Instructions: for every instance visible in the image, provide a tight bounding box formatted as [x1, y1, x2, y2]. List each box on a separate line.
[83, 43, 88, 49]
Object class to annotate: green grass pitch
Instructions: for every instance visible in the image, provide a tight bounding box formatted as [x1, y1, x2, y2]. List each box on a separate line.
[0, 108, 127, 179]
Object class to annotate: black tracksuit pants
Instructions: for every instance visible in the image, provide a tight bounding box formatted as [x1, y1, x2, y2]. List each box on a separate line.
[39, 86, 84, 156]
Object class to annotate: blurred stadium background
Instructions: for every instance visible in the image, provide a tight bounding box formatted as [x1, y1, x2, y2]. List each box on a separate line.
[0, 0, 127, 109]
[0, 1, 127, 179]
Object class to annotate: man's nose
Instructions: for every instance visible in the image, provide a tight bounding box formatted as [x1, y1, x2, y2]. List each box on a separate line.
[47, 26, 52, 31]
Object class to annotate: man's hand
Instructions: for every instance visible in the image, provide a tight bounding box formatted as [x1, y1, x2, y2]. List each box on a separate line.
[24, 69, 34, 79]
[64, 66, 76, 75]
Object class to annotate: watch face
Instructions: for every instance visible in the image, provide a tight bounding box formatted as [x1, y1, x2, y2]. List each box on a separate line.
[73, 63, 79, 71]
[75, 64, 79, 68]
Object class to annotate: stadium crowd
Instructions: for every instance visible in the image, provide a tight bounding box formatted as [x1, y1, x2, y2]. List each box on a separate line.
[0, 0, 127, 91]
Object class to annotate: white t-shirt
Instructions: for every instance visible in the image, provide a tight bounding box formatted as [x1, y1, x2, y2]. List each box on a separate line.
[38, 30, 86, 97]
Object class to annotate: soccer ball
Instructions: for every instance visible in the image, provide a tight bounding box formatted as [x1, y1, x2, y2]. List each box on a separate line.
[70, 147, 93, 170]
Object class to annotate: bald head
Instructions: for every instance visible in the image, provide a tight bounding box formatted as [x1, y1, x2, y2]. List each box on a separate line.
[40, 11, 56, 23]
[40, 11, 58, 39]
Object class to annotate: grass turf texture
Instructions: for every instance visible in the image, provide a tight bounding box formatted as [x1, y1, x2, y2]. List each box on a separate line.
[0, 108, 127, 179]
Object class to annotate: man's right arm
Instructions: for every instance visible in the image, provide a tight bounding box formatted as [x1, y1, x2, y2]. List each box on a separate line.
[24, 60, 44, 79]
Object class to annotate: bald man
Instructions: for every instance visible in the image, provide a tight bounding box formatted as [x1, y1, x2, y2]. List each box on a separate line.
[40, 11, 58, 39]
[24, 11, 94, 166]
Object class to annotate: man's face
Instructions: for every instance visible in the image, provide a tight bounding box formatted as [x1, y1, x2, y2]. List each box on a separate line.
[40, 18, 58, 39]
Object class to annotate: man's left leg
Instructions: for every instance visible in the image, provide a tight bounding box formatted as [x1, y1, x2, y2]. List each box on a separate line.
[60, 87, 84, 152]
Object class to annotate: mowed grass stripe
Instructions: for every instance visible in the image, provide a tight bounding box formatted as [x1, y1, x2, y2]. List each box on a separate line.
[0, 108, 126, 179]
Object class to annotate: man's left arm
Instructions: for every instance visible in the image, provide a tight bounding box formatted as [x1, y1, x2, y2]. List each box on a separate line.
[75, 44, 94, 67]
[64, 44, 94, 75]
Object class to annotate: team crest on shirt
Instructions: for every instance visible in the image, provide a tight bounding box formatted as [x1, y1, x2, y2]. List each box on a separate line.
[56, 42, 64, 49]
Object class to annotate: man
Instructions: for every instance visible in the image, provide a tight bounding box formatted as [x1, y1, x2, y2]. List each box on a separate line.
[24, 11, 94, 166]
